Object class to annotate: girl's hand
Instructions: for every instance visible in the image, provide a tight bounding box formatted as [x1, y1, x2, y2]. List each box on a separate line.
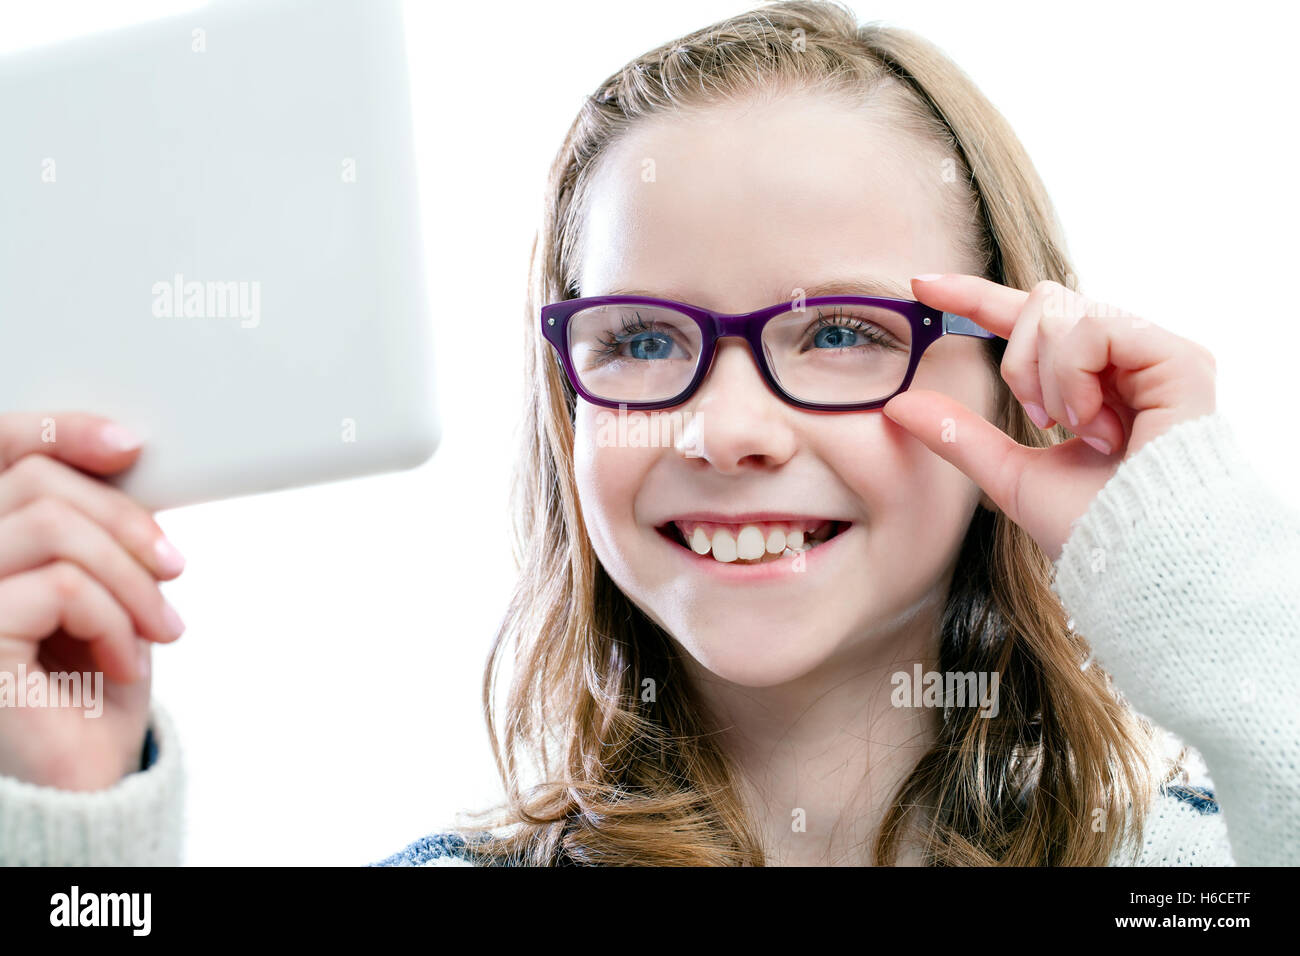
[0, 412, 186, 790]
[882, 274, 1217, 562]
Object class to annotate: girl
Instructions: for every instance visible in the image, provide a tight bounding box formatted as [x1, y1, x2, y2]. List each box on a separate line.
[1, 0, 1296, 867]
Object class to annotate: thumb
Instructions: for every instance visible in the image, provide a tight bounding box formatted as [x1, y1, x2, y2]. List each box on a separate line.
[0, 411, 144, 475]
[882, 389, 1024, 520]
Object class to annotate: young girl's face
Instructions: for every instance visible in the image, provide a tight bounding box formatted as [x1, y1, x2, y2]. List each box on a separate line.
[572, 91, 1000, 688]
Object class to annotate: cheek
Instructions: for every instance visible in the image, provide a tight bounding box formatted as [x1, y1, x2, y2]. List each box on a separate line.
[572, 403, 658, 572]
[818, 404, 985, 599]
[833, 412, 981, 533]
[867, 438, 981, 559]
[880, 359, 997, 543]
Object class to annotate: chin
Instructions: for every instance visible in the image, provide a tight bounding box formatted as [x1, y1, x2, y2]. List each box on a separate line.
[660, 605, 857, 689]
[597, 524, 882, 688]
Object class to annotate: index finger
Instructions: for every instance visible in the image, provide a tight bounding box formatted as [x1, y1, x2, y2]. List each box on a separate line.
[910, 274, 1030, 340]
[0, 411, 143, 475]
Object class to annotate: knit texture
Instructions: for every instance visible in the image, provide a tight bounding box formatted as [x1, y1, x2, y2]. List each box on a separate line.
[0, 702, 183, 865]
[369, 832, 480, 867]
[1, 411, 1294, 866]
[1052, 410, 1300, 866]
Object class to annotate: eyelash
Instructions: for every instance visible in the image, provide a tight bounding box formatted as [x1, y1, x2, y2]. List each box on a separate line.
[805, 308, 899, 350]
[592, 312, 666, 357]
[589, 307, 901, 358]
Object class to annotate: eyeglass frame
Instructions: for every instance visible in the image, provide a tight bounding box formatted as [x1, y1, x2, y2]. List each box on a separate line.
[540, 293, 996, 412]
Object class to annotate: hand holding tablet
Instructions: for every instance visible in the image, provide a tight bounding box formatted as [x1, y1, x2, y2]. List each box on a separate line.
[0, 0, 439, 511]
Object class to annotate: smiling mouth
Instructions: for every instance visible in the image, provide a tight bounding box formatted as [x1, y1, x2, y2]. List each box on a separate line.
[654, 518, 851, 566]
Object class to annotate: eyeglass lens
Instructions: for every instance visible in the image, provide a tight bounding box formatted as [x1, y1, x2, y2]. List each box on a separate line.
[565, 302, 914, 405]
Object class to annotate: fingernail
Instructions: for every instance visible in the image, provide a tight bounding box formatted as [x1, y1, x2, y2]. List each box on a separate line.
[1023, 402, 1051, 429]
[1066, 404, 1079, 427]
[912, 273, 945, 282]
[137, 642, 151, 680]
[1082, 436, 1112, 455]
[154, 537, 186, 575]
[100, 422, 142, 451]
[161, 600, 185, 639]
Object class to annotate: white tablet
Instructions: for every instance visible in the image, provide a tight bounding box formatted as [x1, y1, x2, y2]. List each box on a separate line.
[0, 0, 440, 511]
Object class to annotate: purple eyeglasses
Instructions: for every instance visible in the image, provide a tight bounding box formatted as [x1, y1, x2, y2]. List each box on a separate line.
[540, 293, 995, 412]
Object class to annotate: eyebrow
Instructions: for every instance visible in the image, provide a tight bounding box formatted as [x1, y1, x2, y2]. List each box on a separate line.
[605, 275, 915, 305]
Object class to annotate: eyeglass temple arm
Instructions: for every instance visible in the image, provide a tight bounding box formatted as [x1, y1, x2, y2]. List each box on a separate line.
[941, 311, 995, 338]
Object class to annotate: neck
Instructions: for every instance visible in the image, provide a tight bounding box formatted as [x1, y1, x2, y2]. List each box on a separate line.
[679, 606, 943, 866]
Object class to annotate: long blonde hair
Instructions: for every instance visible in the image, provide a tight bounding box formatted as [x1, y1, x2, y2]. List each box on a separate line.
[448, 0, 1178, 865]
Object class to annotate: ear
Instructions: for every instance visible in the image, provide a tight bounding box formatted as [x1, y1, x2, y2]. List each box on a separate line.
[978, 489, 1000, 515]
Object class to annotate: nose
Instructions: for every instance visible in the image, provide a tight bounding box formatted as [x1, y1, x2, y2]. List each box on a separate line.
[678, 339, 797, 474]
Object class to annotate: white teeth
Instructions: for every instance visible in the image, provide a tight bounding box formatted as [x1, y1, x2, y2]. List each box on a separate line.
[736, 526, 766, 560]
[710, 528, 738, 562]
[676, 522, 834, 564]
[670, 522, 842, 561]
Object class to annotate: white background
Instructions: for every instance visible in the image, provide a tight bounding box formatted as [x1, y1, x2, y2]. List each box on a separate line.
[2, 0, 1296, 864]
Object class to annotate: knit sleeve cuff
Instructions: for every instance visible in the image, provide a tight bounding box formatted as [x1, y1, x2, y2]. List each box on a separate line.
[1051, 409, 1245, 632]
[1049, 409, 1300, 795]
[0, 702, 185, 866]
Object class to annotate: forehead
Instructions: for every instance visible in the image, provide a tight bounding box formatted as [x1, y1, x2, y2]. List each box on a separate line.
[577, 91, 969, 312]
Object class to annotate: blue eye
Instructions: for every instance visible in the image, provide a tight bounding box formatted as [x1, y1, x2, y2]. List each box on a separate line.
[812, 325, 859, 349]
[592, 315, 687, 362]
[801, 310, 902, 354]
[626, 331, 674, 360]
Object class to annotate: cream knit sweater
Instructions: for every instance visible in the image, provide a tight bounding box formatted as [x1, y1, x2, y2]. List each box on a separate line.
[1, 411, 1296, 866]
